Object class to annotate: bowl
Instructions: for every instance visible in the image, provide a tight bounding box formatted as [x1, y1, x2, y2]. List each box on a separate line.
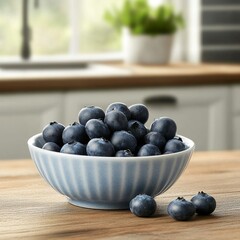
[28, 133, 194, 210]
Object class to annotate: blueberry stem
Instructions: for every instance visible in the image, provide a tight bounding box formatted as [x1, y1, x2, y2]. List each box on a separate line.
[132, 121, 140, 129]
[177, 197, 185, 201]
[101, 138, 109, 143]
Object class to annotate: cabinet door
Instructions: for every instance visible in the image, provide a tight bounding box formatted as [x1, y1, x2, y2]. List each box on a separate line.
[0, 93, 63, 159]
[232, 85, 240, 149]
[141, 86, 230, 151]
[64, 86, 230, 151]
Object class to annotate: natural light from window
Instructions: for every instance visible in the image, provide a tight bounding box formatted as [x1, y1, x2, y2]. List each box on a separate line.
[0, 0, 122, 58]
[0, 0, 199, 63]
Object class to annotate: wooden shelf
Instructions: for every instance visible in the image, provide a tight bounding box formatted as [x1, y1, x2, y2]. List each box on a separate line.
[0, 63, 240, 92]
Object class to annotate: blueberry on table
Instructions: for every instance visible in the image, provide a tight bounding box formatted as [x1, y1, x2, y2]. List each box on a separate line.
[104, 110, 128, 132]
[42, 142, 61, 152]
[130, 194, 157, 217]
[62, 122, 88, 144]
[60, 141, 86, 155]
[167, 197, 196, 221]
[78, 106, 105, 125]
[191, 191, 216, 215]
[86, 138, 115, 156]
[164, 138, 186, 153]
[85, 119, 110, 139]
[129, 104, 149, 124]
[42, 121, 65, 145]
[137, 144, 161, 156]
[115, 149, 134, 157]
[128, 120, 148, 141]
[150, 117, 177, 140]
[106, 102, 131, 120]
[144, 132, 166, 151]
[111, 130, 137, 153]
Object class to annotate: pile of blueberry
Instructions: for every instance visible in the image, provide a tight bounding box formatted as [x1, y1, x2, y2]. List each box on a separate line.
[41, 102, 186, 156]
[130, 191, 216, 220]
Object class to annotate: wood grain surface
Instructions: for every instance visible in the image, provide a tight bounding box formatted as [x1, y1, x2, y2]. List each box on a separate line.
[0, 63, 240, 92]
[0, 151, 240, 239]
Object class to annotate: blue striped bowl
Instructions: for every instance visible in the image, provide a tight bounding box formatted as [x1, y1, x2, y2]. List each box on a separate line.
[28, 133, 194, 210]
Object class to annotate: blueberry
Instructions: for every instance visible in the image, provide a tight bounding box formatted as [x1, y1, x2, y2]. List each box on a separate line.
[85, 119, 111, 139]
[128, 120, 148, 141]
[164, 138, 186, 153]
[167, 197, 196, 221]
[104, 110, 128, 132]
[111, 130, 137, 153]
[42, 121, 65, 145]
[60, 141, 86, 155]
[42, 142, 61, 152]
[86, 138, 115, 156]
[191, 191, 216, 215]
[150, 117, 177, 140]
[62, 122, 88, 144]
[115, 149, 134, 157]
[144, 132, 166, 151]
[106, 102, 131, 120]
[137, 144, 161, 156]
[130, 194, 157, 217]
[129, 104, 149, 124]
[78, 106, 105, 125]
[134, 143, 144, 155]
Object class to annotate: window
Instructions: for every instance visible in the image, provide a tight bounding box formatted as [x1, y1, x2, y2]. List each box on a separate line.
[0, 0, 204, 63]
[0, 0, 121, 58]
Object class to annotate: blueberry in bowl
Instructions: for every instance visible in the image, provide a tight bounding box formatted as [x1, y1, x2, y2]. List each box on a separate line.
[28, 103, 195, 210]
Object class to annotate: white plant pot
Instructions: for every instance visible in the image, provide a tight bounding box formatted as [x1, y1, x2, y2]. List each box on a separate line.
[122, 28, 173, 65]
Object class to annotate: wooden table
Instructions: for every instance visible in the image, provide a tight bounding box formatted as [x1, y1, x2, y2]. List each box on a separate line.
[0, 151, 240, 239]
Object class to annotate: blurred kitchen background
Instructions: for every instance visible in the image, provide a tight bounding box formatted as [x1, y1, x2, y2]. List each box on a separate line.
[1, 0, 240, 62]
[0, 0, 240, 159]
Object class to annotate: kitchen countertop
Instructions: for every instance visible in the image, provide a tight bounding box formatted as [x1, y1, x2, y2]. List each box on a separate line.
[0, 151, 240, 239]
[0, 63, 240, 92]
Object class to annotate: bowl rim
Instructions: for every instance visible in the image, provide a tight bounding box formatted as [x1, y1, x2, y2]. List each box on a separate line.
[28, 133, 195, 162]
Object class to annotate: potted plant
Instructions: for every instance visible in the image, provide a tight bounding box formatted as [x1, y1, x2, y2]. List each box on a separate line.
[104, 0, 184, 64]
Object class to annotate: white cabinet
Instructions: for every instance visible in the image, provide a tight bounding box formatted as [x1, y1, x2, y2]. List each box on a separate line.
[0, 93, 63, 159]
[0, 85, 235, 159]
[232, 85, 240, 149]
[142, 86, 230, 151]
[64, 86, 230, 151]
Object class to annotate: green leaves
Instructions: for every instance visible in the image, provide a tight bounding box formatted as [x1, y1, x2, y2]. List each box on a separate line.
[104, 0, 185, 35]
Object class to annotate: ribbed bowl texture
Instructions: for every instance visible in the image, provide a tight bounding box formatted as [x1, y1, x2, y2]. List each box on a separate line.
[28, 133, 194, 209]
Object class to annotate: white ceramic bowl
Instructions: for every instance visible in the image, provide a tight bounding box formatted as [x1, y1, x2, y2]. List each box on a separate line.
[28, 133, 194, 210]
